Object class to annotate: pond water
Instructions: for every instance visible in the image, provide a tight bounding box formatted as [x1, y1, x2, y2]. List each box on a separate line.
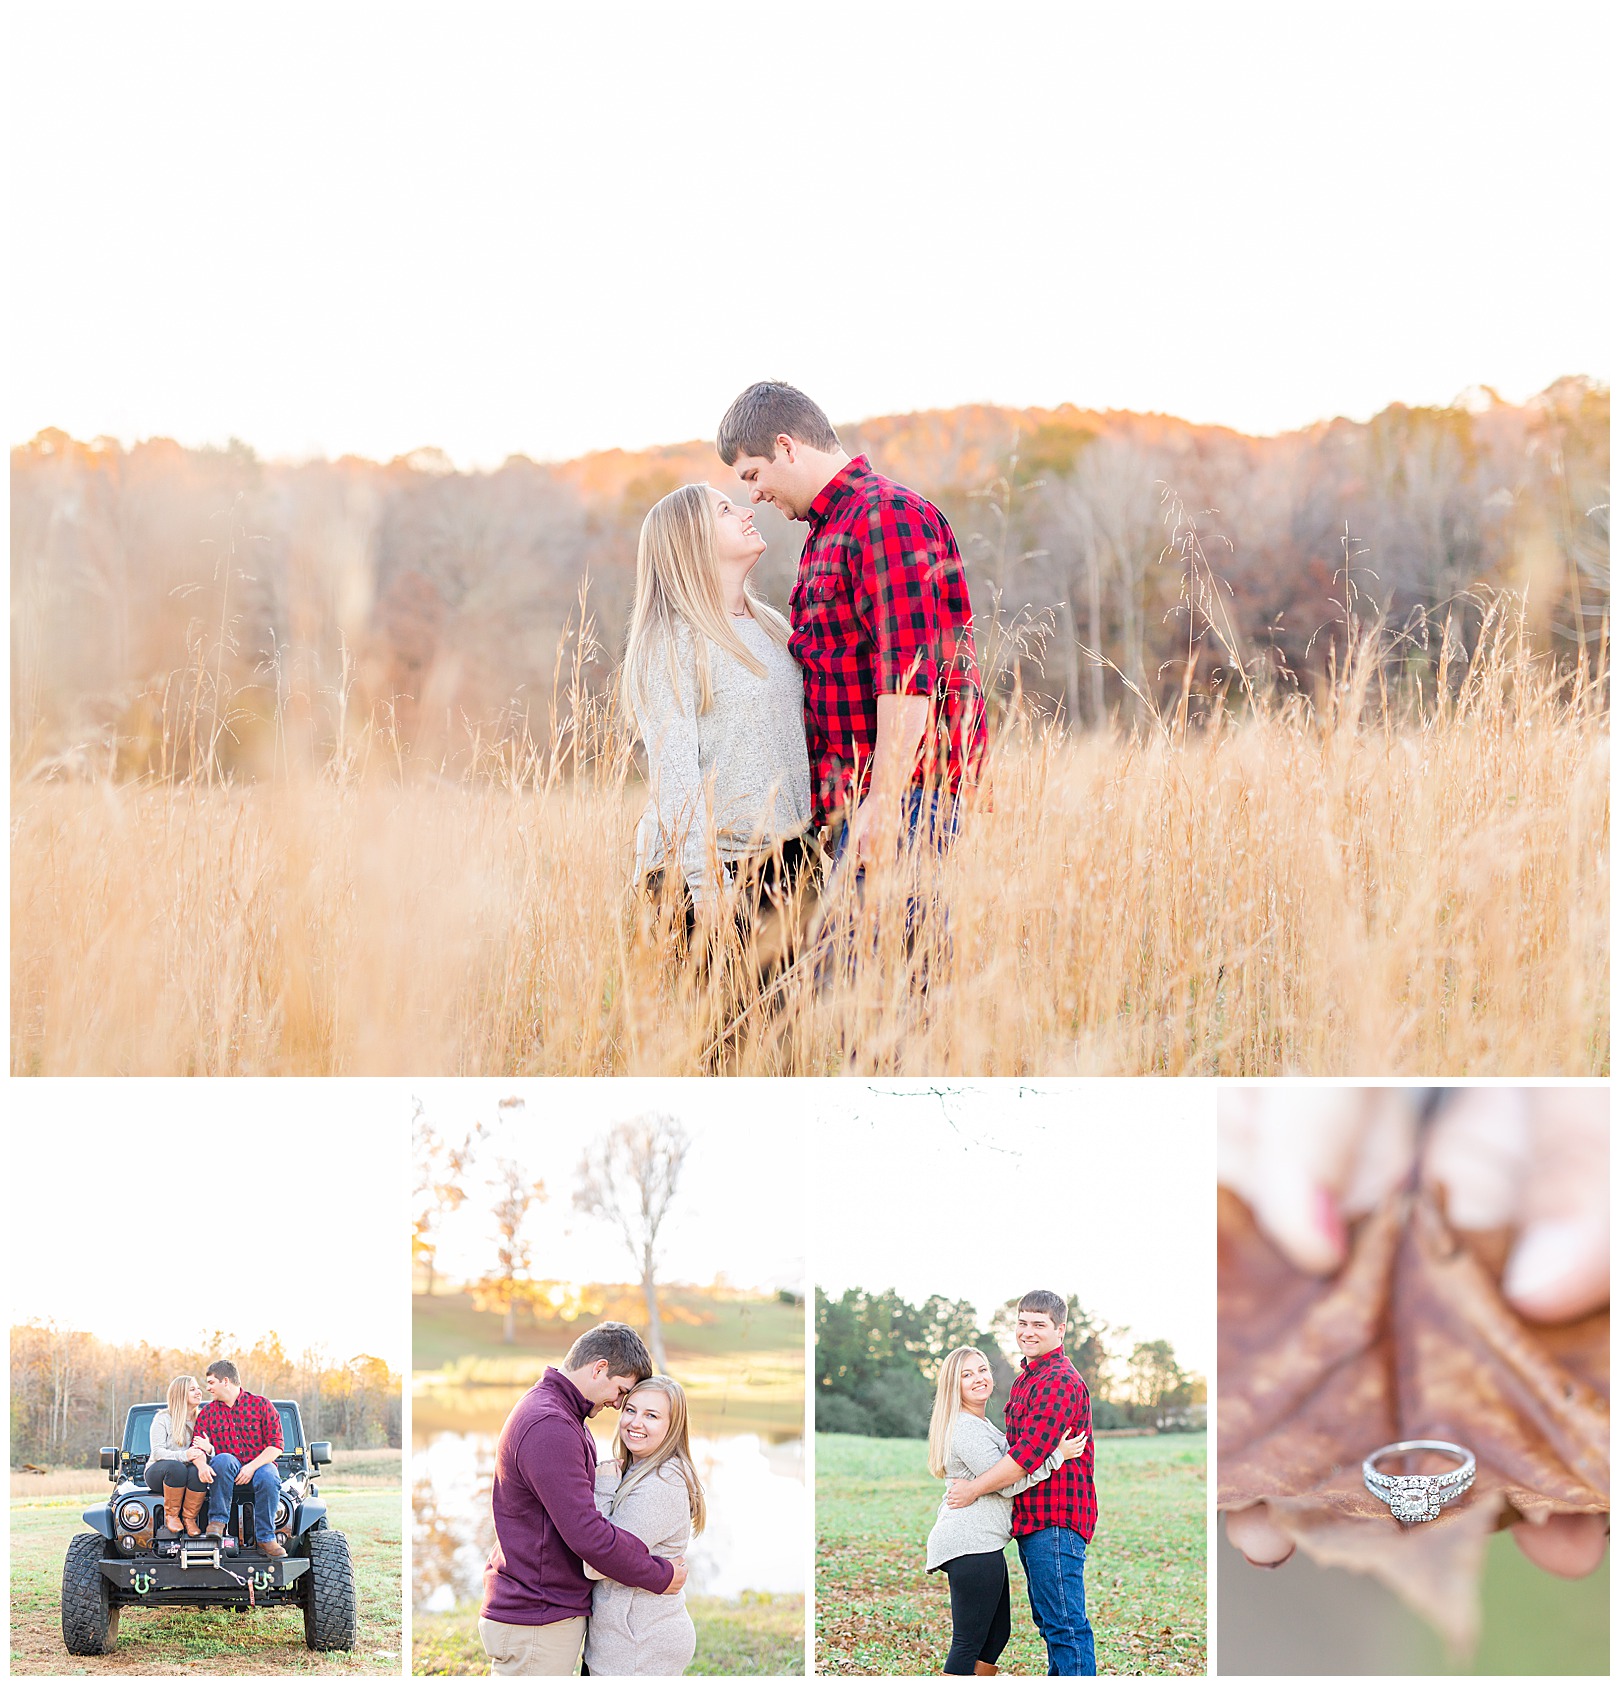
[413, 1386, 805, 1612]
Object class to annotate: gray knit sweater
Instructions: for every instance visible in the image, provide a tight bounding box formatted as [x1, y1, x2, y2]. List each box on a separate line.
[583, 1456, 697, 1677]
[632, 615, 812, 905]
[924, 1412, 1064, 1572]
[147, 1409, 199, 1463]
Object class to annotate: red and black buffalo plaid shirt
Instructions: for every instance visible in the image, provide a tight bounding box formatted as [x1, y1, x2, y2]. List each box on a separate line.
[788, 455, 987, 824]
[1006, 1345, 1097, 1541]
[193, 1389, 283, 1464]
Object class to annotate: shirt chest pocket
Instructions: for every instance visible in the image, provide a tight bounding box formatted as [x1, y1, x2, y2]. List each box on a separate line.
[796, 559, 849, 613]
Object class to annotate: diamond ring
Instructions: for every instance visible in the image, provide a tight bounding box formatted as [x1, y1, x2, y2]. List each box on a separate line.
[1363, 1439, 1476, 1523]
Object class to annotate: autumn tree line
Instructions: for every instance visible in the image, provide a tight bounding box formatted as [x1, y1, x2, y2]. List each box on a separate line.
[10, 378, 1607, 780]
[815, 1287, 1205, 1440]
[10, 1323, 402, 1468]
[413, 1103, 767, 1374]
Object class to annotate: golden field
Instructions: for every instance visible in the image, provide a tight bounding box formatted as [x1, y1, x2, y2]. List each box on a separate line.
[11, 628, 1607, 1078]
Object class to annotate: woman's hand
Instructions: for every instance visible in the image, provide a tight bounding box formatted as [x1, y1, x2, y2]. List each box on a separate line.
[1057, 1432, 1088, 1463]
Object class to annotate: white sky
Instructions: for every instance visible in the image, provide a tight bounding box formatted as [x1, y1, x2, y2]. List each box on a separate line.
[813, 1083, 1215, 1378]
[9, 2, 1608, 468]
[8, 1081, 409, 1369]
[413, 1078, 807, 1294]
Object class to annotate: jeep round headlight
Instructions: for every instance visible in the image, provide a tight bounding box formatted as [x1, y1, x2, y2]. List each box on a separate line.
[118, 1499, 148, 1531]
[275, 1498, 292, 1530]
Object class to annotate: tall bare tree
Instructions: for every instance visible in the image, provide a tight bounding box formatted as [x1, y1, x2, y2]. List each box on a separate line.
[573, 1115, 691, 1373]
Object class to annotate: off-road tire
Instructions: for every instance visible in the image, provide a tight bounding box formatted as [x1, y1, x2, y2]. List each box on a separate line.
[62, 1531, 121, 1655]
[301, 1527, 358, 1651]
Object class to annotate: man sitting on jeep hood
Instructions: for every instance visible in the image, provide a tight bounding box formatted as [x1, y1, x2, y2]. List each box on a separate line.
[192, 1359, 287, 1558]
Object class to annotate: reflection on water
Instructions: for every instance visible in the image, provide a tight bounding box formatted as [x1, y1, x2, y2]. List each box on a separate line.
[413, 1393, 805, 1612]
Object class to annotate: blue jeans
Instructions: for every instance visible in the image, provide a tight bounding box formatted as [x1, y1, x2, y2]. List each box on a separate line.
[1018, 1527, 1096, 1676]
[206, 1453, 279, 1541]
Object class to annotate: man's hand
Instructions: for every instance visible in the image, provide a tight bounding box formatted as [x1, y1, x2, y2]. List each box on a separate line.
[944, 1478, 979, 1510]
[851, 692, 930, 864]
[663, 1556, 689, 1595]
[197, 1463, 214, 1485]
[848, 794, 901, 867]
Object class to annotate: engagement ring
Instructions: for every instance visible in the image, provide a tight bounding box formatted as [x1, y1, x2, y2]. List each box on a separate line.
[1362, 1439, 1476, 1523]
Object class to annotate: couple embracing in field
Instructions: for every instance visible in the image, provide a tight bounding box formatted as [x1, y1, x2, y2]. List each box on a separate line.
[624, 380, 986, 973]
[479, 1322, 705, 1676]
[928, 1291, 1099, 1676]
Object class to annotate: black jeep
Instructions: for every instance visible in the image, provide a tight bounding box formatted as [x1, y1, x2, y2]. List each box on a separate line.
[61, 1398, 359, 1654]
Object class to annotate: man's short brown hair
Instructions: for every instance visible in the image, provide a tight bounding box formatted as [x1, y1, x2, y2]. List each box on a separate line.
[563, 1322, 654, 1381]
[716, 380, 842, 465]
[1018, 1290, 1067, 1327]
[205, 1358, 240, 1384]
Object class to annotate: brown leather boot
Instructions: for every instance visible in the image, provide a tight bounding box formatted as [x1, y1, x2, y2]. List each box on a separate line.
[260, 1537, 287, 1559]
[205, 1519, 225, 1538]
[162, 1483, 185, 1533]
[973, 1665, 999, 1677]
[180, 1487, 206, 1537]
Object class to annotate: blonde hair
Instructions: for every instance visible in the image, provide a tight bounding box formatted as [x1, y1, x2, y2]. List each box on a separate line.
[621, 483, 791, 723]
[165, 1375, 199, 1446]
[926, 1347, 989, 1479]
[610, 1375, 706, 1537]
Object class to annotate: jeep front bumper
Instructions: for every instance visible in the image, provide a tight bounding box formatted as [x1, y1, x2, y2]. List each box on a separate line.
[99, 1553, 309, 1600]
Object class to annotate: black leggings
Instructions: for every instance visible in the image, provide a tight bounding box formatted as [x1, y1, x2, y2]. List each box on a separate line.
[146, 1458, 206, 1493]
[642, 829, 823, 964]
[942, 1550, 1011, 1674]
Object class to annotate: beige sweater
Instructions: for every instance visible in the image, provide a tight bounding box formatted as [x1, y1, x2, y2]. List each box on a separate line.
[583, 1456, 697, 1676]
[632, 615, 812, 904]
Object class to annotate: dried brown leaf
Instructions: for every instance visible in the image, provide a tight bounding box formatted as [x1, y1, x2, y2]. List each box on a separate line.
[1217, 1184, 1609, 1651]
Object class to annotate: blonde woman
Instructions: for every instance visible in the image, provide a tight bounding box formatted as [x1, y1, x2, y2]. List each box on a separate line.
[622, 483, 815, 947]
[146, 1375, 215, 1537]
[583, 1375, 705, 1676]
[925, 1348, 1087, 1676]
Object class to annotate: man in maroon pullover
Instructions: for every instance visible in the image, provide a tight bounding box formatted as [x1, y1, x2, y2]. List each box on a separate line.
[478, 1323, 688, 1675]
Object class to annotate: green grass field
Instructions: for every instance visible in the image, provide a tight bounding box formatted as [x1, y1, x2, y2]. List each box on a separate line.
[413, 1287, 804, 1371]
[9, 1471, 401, 1676]
[412, 1593, 805, 1675]
[413, 1289, 805, 1436]
[817, 1432, 1206, 1676]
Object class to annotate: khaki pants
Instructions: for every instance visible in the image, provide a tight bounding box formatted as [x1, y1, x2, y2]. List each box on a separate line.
[478, 1614, 586, 1676]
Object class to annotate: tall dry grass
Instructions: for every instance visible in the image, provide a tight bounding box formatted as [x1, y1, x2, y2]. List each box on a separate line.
[11, 598, 1607, 1076]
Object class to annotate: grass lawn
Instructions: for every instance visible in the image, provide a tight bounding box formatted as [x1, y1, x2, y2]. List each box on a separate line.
[413, 1289, 805, 1437]
[816, 1432, 1206, 1676]
[9, 1473, 401, 1676]
[413, 1288, 803, 1373]
[413, 1593, 805, 1675]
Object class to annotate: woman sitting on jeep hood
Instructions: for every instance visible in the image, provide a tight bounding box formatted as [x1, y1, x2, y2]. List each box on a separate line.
[146, 1375, 214, 1537]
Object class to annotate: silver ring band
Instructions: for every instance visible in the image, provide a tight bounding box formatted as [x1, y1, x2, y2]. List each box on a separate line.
[1362, 1439, 1476, 1523]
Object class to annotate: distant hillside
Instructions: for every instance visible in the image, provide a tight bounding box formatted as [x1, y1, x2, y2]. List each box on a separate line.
[12, 380, 1607, 775]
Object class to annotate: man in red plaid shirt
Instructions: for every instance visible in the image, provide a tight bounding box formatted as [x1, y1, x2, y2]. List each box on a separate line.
[717, 381, 987, 866]
[945, 1291, 1098, 1674]
[192, 1358, 286, 1555]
